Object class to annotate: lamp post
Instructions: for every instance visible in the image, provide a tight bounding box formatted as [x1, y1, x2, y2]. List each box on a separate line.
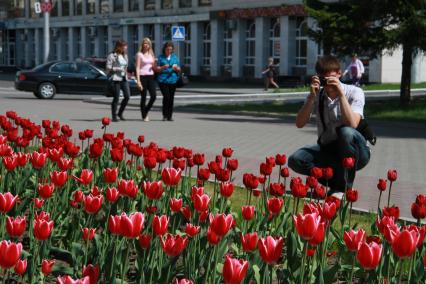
[35, 0, 53, 63]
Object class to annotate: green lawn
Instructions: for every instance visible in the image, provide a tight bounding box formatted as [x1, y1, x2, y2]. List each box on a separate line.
[181, 97, 426, 123]
[273, 82, 426, 93]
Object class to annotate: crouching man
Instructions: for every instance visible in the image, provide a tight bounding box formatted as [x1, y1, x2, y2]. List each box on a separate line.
[288, 55, 371, 198]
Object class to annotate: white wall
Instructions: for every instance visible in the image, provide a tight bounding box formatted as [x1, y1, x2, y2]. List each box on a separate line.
[379, 48, 403, 83]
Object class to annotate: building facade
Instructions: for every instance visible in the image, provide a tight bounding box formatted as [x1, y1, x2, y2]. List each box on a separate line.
[2, 0, 322, 81]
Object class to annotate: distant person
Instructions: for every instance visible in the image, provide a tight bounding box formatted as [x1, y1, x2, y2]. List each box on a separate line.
[262, 57, 279, 91]
[135, 38, 157, 122]
[343, 53, 365, 87]
[106, 40, 130, 122]
[288, 55, 370, 199]
[157, 42, 181, 121]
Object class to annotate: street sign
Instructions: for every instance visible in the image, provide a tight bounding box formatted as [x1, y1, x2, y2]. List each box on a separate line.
[34, 2, 42, 13]
[35, 0, 53, 14]
[171, 26, 185, 41]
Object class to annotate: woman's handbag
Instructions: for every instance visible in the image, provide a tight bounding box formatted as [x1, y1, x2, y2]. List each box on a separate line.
[176, 73, 189, 88]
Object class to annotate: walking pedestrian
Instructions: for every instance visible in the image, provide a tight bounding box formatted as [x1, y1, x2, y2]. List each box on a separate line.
[157, 42, 181, 121]
[262, 57, 279, 91]
[135, 38, 157, 122]
[106, 40, 130, 122]
[343, 53, 365, 87]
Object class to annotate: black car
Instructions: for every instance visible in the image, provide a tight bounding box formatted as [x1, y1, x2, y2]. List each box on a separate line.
[15, 60, 139, 99]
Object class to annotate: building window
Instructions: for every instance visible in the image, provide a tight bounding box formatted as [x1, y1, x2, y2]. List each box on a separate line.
[162, 0, 173, 9]
[8, 0, 25, 18]
[100, 0, 109, 14]
[128, 0, 138, 11]
[199, 0, 211, 6]
[183, 24, 191, 66]
[202, 22, 211, 66]
[62, 0, 70, 16]
[295, 17, 307, 67]
[144, 0, 155, 10]
[179, 0, 191, 8]
[89, 35, 95, 57]
[132, 26, 139, 55]
[162, 24, 172, 43]
[223, 27, 232, 65]
[29, 0, 40, 18]
[74, 0, 83, 15]
[269, 18, 280, 65]
[103, 28, 109, 56]
[51, 0, 58, 16]
[87, 0, 95, 14]
[76, 28, 81, 58]
[146, 24, 155, 53]
[113, 0, 123, 12]
[245, 20, 255, 66]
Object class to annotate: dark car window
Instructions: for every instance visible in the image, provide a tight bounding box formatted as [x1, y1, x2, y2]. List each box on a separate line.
[50, 63, 76, 73]
[77, 63, 94, 74]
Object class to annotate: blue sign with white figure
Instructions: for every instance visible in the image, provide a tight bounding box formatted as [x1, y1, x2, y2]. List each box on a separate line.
[171, 26, 185, 41]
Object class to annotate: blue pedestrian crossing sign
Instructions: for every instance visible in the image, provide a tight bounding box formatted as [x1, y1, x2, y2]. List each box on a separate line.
[172, 26, 185, 41]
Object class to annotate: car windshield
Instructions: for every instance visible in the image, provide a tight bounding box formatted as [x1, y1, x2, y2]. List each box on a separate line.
[32, 62, 52, 71]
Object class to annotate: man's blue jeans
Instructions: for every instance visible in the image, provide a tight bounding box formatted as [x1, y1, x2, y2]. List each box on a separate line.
[288, 126, 371, 194]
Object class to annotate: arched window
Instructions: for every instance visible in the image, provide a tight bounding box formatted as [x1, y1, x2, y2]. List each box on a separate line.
[223, 25, 232, 66]
[183, 23, 191, 66]
[147, 24, 155, 52]
[202, 22, 211, 66]
[245, 20, 255, 66]
[269, 18, 280, 65]
[295, 17, 307, 67]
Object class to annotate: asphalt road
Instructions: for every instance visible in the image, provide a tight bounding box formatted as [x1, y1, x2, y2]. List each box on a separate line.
[1, 82, 426, 220]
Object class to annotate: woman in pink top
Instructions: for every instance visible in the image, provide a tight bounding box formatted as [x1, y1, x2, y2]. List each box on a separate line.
[135, 38, 157, 121]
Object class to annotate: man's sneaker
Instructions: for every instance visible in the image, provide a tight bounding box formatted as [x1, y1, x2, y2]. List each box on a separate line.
[331, 192, 344, 200]
[143, 116, 150, 122]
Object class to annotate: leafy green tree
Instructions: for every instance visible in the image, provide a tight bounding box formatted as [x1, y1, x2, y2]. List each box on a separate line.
[305, 0, 426, 105]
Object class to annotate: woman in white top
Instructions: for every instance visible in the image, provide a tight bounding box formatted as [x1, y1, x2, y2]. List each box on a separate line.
[343, 53, 365, 87]
[135, 38, 157, 122]
[106, 40, 130, 122]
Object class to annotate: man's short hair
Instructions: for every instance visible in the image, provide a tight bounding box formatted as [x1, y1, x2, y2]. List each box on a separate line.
[315, 55, 341, 75]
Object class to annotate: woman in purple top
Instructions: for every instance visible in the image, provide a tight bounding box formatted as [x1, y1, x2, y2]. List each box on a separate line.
[135, 38, 157, 121]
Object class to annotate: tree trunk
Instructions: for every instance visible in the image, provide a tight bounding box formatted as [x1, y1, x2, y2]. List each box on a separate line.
[400, 43, 413, 106]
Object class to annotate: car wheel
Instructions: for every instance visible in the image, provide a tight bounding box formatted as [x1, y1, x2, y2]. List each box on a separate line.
[33, 91, 42, 99]
[37, 82, 56, 99]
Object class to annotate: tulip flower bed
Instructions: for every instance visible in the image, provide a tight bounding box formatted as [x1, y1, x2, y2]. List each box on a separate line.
[0, 110, 425, 284]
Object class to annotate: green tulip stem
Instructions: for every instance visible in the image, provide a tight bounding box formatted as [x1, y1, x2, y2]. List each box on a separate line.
[407, 253, 414, 283]
[397, 259, 404, 284]
[349, 253, 356, 284]
[300, 241, 308, 284]
[377, 190, 383, 217]
[387, 181, 393, 208]
[3, 269, 9, 284]
[348, 203, 353, 229]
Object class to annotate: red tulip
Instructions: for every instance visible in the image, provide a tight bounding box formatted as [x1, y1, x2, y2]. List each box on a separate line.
[106, 187, 120, 203]
[275, 154, 287, 166]
[344, 229, 366, 252]
[0, 240, 22, 269]
[0, 192, 18, 213]
[377, 179, 387, 191]
[48, 148, 64, 162]
[143, 156, 157, 169]
[153, 215, 169, 236]
[346, 188, 358, 203]
[138, 234, 152, 250]
[308, 221, 326, 246]
[108, 215, 121, 235]
[240, 232, 258, 252]
[6, 216, 27, 238]
[0, 144, 13, 157]
[306, 176, 318, 188]
[220, 182, 235, 198]
[110, 148, 124, 162]
[259, 162, 273, 176]
[57, 158, 73, 171]
[387, 169, 397, 182]
[41, 259, 55, 275]
[193, 153, 205, 165]
[382, 206, 400, 220]
[14, 259, 27, 275]
[207, 226, 221, 245]
[57, 275, 90, 284]
[267, 197, 284, 215]
[162, 168, 182, 186]
[290, 177, 308, 198]
[185, 223, 200, 237]
[102, 116, 110, 126]
[16, 152, 28, 167]
[143, 181, 164, 200]
[83, 194, 103, 214]
[241, 206, 255, 221]
[33, 198, 44, 209]
[424, 252, 426, 268]
[222, 147, 233, 158]
[193, 194, 210, 213]
[197, 168, 210, 181]
[33, 216, 54, 241]
[89, 142, 103, 159]
[223, 255, 249, 284]
[342, 157, 355, 168]
[313, 185, 326, 199]
[293, 212, 321, 240]
[242, 173, 259, 190]
[119, 212, 144, 238]
[173, 279, 194, 284]
[137, 135, 145, 143]
[2, 156, 18, 171]
[50, 171, 68, 187]
[356, 241, 382, 270]
[258, 236, 284, 264]
[118, 179, 138, 198]
[103, 168, 118, 184]
[226, 159, 239, 171]
[411, 202, 426, 220]
[31, 151, 47, 169]
[391, 229, 420, 258]
[72, 169, 93, 186]
[170, 198, 183, 212]
[209, 213, 233, 237]
[82, 264, 100, 284]
[269, 183, 285, 197]
[280, 167, 289, 178]
[160, 234, 189, 257]
[37, 183, 55, 199]
[82, 228, 96, 241]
